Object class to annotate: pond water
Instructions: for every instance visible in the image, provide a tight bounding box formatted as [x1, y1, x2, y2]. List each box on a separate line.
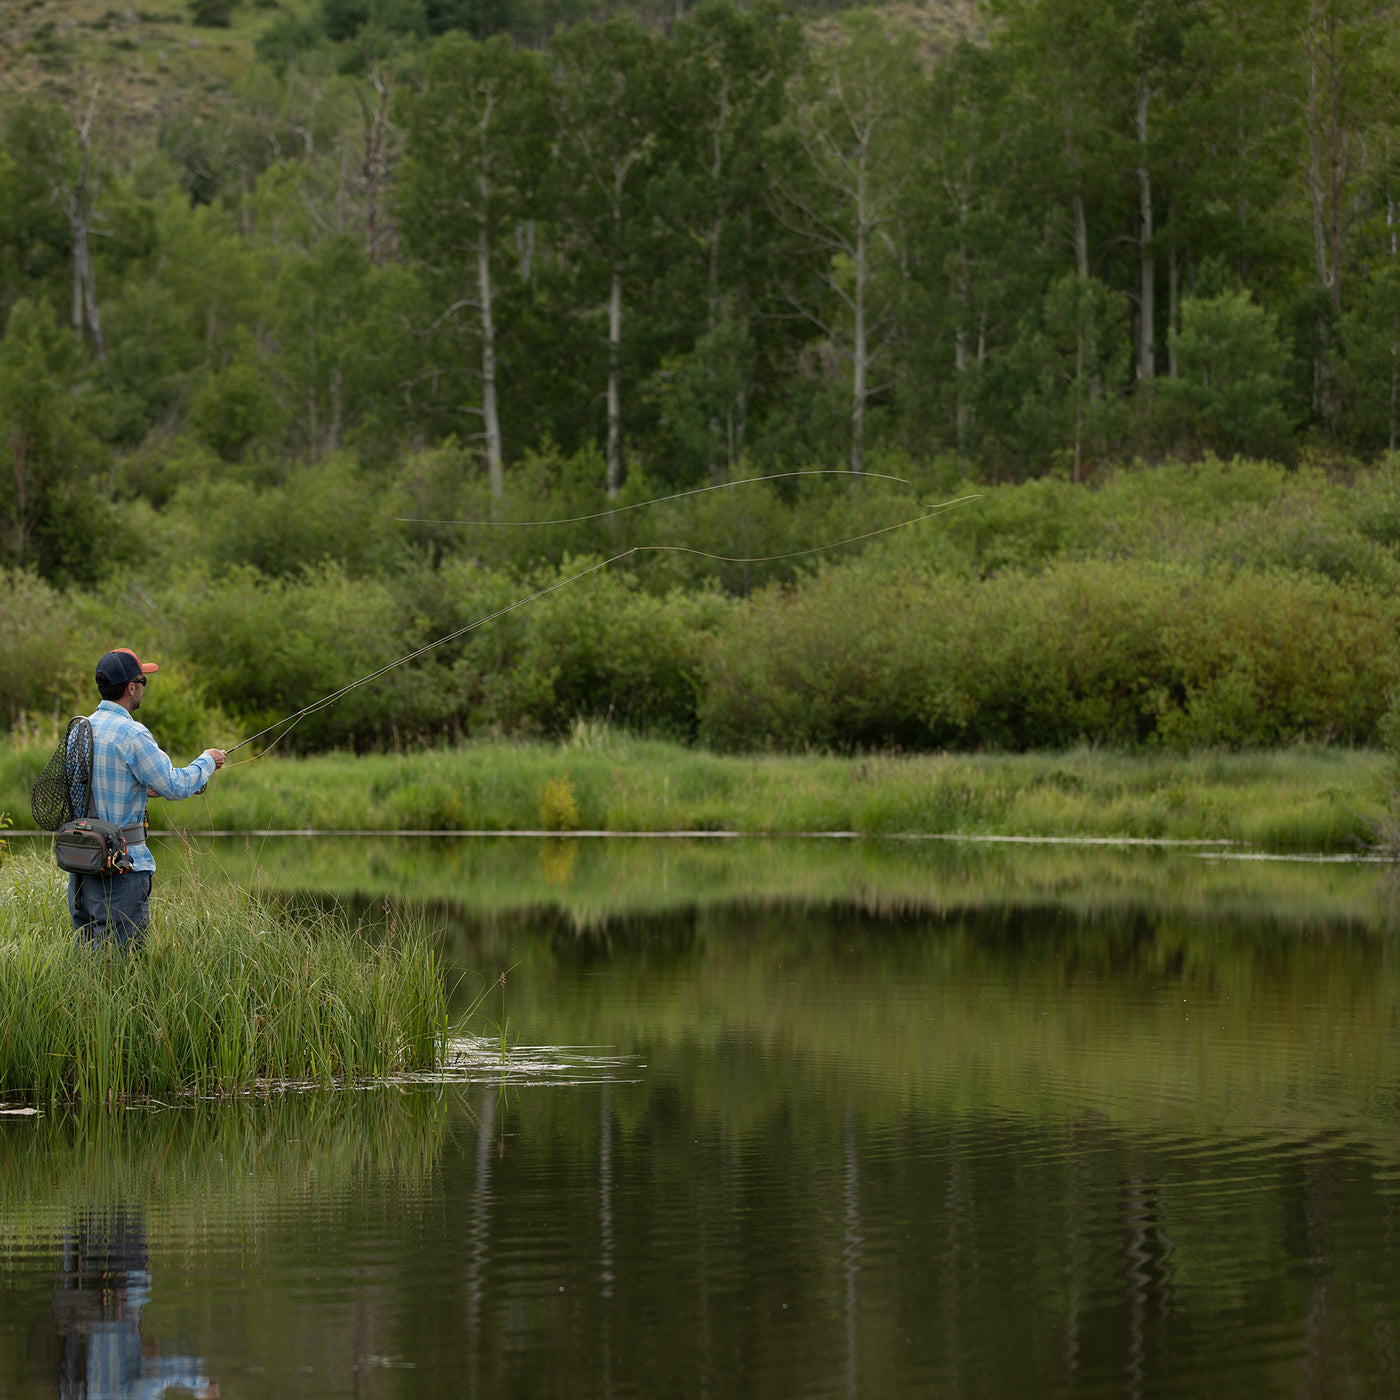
[4, 836, 1400, 1398]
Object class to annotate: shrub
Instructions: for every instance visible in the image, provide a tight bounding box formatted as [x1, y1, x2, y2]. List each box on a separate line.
[1162, 291, 1292, 459]
[699, 559, 1398, 751]
[0, 570, 87, 724]
[172, 563, 449, 751]
[473, 563, 729, 738]
[539, 776, 580, 831]
[178, 456, 401, 579]
[189, 0, 236, 28]
[136, 661, 243, 760]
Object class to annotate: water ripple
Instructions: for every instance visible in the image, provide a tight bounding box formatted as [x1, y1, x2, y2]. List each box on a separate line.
[399, 1037, 643, 1088]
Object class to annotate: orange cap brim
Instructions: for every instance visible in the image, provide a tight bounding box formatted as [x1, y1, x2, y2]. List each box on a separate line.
[113, 647, 159, 675]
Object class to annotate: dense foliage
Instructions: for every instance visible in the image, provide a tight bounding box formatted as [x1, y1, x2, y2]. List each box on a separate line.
[2, 458, 1399, 754]
[7, 0, 1400, 570]
[5, 2, 1400, 755]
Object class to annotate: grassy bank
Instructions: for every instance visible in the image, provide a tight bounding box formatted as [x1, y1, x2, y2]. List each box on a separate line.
[0, 854, 448, 1102]
[4, 731, 1387, 852]
[108, 737, 1396, 852]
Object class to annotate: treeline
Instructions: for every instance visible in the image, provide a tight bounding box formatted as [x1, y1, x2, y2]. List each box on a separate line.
[4, 461, 1398, 755]
[6, 0, 1400, 582]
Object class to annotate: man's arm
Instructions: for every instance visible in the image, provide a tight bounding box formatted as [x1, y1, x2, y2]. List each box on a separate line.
[125, 728, 222, 801]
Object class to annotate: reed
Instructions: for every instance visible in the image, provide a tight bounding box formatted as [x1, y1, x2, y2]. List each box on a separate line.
[0, 853, 449, 1102]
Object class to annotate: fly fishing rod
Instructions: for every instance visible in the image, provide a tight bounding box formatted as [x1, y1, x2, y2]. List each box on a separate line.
[225, 482, 981, 761]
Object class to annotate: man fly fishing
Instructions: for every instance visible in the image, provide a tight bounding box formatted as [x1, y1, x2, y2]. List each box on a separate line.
[67, 649, 226, 950]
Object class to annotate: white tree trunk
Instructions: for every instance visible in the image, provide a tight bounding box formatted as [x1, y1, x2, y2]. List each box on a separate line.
[65, 118, 104, 358]
[705, 77, 730, 484]
[1167, 241, 1179, 380]
[474, 89, 504, 498]
[515, 219, 535, 282]
[707, 212, 724, 484]
[1391, 184, 1397, 452]
[607, 260, 623, 497]
[1073, 323, 1085, 484]
[850, 149, 869, 477]
[1065, 113, 1089, 280]
[1136, 78, 1154, 381]
[477, 227, 503, 497]
[852, 221, 867, 477]
[1303, 34, 1333, 302]
[954, 242, 969, 449]
[362, 74, 391, 267]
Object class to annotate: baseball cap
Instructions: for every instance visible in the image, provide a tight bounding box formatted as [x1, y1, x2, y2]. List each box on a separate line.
[96, 648, 160, 689]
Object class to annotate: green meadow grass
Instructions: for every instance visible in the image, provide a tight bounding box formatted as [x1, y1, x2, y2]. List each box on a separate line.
[2, 728, 1388, 851]
[143, 735, 1391, 852]
[0, 853, 448, 1103]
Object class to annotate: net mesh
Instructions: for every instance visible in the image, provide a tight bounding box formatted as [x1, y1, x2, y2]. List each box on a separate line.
[30, 718, 92, 831]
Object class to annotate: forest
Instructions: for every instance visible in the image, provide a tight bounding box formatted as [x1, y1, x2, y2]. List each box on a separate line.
[3, 0, 1400, 755]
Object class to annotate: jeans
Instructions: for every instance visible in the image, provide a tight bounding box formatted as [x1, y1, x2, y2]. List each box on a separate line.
[68, 871, 152, 950]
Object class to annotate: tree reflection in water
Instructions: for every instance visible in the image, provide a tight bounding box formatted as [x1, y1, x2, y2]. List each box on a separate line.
[51, 1209, 215, 1400]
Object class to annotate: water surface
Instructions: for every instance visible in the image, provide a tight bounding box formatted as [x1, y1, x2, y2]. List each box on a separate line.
[3, 837, 1400, 1397]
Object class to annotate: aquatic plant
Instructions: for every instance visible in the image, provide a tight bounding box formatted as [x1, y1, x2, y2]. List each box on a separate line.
[0, 854, 449, 1102]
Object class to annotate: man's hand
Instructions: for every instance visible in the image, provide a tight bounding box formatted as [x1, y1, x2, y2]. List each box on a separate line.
[205, 749, 227, 771]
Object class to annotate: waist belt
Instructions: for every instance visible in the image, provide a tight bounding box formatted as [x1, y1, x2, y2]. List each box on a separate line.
[121, 822, 147, 844]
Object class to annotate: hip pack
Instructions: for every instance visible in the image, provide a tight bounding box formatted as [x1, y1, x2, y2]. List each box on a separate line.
[53, 818, 141, 875]
[31, 717, 144, 877]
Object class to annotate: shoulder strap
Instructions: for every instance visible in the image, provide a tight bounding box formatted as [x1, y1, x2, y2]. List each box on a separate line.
[66, 717, 94, 823]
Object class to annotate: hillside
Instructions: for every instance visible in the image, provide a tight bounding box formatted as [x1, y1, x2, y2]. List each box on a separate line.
[0, 1, 267, 115]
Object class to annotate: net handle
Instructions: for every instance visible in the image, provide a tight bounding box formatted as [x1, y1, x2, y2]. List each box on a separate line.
[66, 717, 93, 824]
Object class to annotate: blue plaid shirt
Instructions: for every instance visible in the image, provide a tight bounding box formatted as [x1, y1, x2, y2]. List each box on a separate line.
[77, 701, 215, 873]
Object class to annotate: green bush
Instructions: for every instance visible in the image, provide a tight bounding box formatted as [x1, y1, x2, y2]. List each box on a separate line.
[1162, 290, 1292, 459]
[136, 660, 243, 760]
[0, 570, 87, 724]
[177, 456, 401, 579]
[6, 458, 1400, 756]
[471, 562, 729, 737]
[167, 556, 730, 748]
[172, 563, 448, 750]
[699, 559, 1399, 751]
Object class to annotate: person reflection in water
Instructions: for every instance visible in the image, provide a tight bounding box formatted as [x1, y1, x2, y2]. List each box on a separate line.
[51, 1209, 218, 1400]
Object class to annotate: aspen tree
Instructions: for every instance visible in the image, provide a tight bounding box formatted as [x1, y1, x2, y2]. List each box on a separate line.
[771, 13, 919, 477]
[549, 19, 661, 498]
[398, 34, 545, 496]
[656, 0, 800, 482]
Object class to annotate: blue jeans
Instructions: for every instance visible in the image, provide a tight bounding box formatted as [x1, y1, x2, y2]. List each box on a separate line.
[68, 871, 152, 950]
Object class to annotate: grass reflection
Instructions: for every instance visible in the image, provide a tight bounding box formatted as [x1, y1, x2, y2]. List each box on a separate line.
[136, 831, 1400, 930]
[0, 1090, 448, 1239]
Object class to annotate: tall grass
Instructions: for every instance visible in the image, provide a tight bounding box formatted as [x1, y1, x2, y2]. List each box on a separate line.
[0, 853, 449, 1102]
[29, 735, 1380, 851]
